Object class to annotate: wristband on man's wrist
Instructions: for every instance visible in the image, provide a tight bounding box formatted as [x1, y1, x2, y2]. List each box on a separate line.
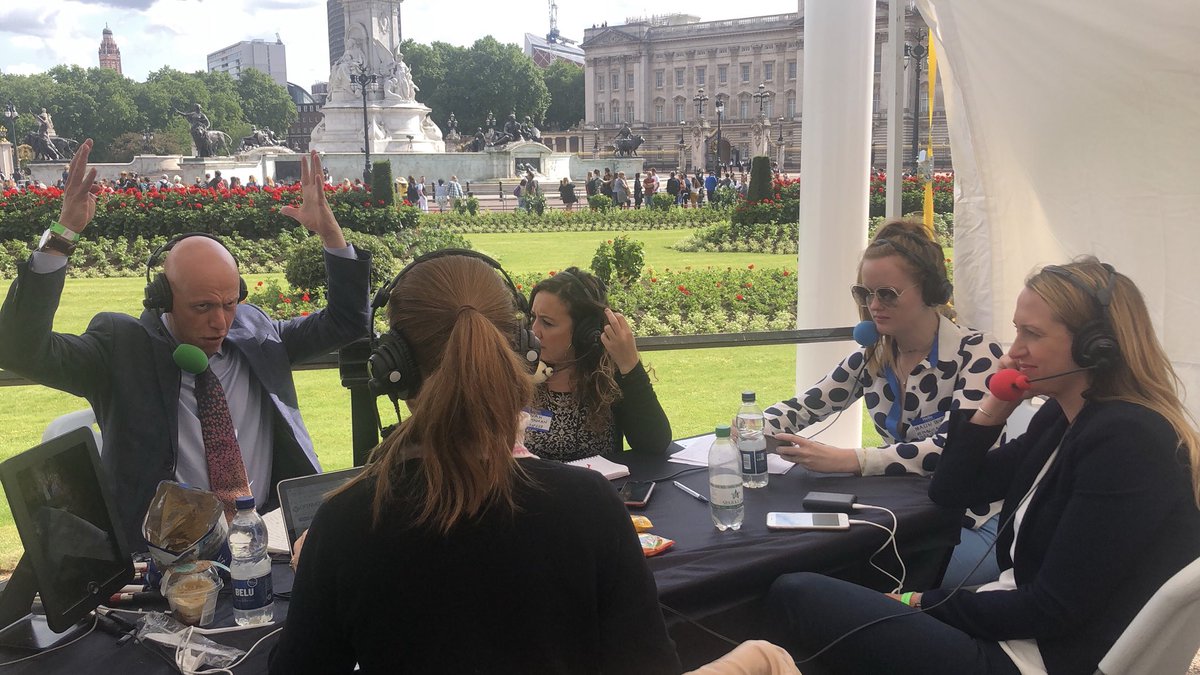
[48, 221, 80, 241]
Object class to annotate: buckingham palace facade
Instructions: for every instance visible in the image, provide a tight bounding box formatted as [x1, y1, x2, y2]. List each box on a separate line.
[579, 4, 949, 172]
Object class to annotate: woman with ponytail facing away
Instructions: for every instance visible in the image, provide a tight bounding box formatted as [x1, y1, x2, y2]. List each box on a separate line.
[270, 254, 680, 674]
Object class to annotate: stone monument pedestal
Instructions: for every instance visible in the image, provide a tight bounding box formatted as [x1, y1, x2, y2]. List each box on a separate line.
[312, 97, 443, 154]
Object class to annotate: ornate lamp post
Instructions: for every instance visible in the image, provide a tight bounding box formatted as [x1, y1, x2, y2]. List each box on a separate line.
[3, 102, 17, 146]
[753, 83, 773, 117]
[713, 97, 725, 171]
[349, 66, 379, 182]
[905, 37, 927, 171]
[141, 125, 155, 155]
[485, 111, 496, 132]
[692, 87, 709, 119]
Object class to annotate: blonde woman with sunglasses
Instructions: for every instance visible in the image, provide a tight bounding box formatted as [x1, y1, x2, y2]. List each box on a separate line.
[762, 220, 1004, 588]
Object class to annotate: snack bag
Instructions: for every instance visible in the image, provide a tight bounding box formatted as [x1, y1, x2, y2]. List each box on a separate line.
[638, 533, 675, 557]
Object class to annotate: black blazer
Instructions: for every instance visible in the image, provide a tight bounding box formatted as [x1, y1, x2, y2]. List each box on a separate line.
[0, 250, 372, 548]
[925, 400, 1200, 674]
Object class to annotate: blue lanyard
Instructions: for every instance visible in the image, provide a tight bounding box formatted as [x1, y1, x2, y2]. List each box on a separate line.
[882, 338, 939, 441]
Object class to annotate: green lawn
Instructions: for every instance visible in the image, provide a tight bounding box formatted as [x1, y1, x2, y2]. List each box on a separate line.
[0, 229, 879, 570]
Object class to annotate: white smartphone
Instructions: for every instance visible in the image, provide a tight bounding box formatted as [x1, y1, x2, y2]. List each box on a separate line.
[766, 512, 850, 531]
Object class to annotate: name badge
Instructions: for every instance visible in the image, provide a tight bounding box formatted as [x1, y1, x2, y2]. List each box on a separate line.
[909, 411, 946, 439]
[525, 408, 553, 432]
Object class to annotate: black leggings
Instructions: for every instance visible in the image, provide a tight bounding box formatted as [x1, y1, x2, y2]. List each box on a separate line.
[764, 573, 1021, 675]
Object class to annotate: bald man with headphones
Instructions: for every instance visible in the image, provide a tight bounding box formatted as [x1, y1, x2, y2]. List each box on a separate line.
[0, 141, 372, 548]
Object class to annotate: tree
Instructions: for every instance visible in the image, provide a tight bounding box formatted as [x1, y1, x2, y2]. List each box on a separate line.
[541, 59, 583, 131]
[399, 37, 549, 135]
[235, 68, 297, 136]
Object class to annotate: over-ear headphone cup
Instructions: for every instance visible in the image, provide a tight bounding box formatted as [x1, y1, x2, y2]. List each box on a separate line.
[1073, 322, 1120, 370]
[144, 273, 173, 312]
[368, 331, 422, 399]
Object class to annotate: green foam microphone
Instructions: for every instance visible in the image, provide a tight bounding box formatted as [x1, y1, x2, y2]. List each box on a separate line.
[172, 343, 210, 375]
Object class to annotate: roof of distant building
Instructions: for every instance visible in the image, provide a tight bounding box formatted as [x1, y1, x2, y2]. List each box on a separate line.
[524, 33, 585, 68]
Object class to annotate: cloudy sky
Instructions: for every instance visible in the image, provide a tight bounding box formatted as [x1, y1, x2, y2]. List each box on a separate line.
[0, 0, 800, 90]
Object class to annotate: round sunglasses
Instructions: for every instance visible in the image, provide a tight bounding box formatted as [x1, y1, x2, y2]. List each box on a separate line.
[850, 283, 918, 308]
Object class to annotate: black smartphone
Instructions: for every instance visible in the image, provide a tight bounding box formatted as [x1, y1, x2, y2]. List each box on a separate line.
[618, 481, 655, 508]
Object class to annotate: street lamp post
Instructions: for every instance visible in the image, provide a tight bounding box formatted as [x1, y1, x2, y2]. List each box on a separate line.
[485, 111, 496, 132]
[2, 102, 17, 146]
[692, 87, 709, 120]
[905, 38, 927, 171]
[349, 66, 378, 183]
[141, 126, 154, 155]
[753, 83, 773, 117]
[713, 97, 725, 172]
[678, 120, 687, 173]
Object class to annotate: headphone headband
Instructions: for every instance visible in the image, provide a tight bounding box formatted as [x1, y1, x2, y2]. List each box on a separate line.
[871, 235, 952, 306]
[1041, 262, 1120, 370]
[367, 248, 541, 401]
[143, 233, 246, 313]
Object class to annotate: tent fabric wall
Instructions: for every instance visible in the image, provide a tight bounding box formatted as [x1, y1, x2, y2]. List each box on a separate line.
[917, 0, 1200, 417]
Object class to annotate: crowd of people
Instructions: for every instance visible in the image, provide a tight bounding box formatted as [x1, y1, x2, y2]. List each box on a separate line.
[1, 140, 1197, 675]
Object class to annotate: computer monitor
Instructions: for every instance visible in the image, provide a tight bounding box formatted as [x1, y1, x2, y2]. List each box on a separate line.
[0, 426, 133, 649]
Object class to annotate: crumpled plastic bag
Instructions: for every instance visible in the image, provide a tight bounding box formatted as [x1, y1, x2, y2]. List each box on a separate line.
[136, 611, 244, 673]
[142, 481, 230, 570]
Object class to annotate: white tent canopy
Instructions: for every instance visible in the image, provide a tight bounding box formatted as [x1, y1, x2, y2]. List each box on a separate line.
[917, 0, 1200, 417]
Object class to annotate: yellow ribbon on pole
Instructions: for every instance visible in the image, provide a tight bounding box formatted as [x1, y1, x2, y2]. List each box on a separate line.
[924, 38, 937, 233]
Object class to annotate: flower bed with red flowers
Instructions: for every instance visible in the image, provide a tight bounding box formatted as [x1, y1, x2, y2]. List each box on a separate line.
[0, 184, 420, 242]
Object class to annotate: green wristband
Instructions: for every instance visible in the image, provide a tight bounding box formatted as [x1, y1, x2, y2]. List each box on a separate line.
[49, 221, 79, 242]
[901, 592, 915, 607]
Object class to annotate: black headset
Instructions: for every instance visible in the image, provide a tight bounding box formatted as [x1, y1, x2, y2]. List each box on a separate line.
[872, 236, 953, 306]
[366, 249, 541, 400]
[143, 233, 248, 313]
[1042, 263, 1120, 370]
[546, 269, 607, 355]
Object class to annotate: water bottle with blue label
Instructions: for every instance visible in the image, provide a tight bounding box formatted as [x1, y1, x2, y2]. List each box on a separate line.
[735, 391, 769, 488]
[229, 496, 274, 625]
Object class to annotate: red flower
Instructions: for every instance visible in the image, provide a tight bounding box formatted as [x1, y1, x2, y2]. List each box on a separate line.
[677, 284, 686, 292]
[715, 282, 722, 288]
[736, 294, 745, 301]
[278, 294, 285, 300]
[301, 292, 310, 302]
[650, 277, 657, 283]
[300, 311, 310, 316]
[256, 281, 264, 287]
[283, 298, 291, 303]
[748, 264, 755, 270]
[549, 270, 556, 276]
[516, 284, 523, 290]
[744, 282, 753, 288]
[782, 270, 791, 276]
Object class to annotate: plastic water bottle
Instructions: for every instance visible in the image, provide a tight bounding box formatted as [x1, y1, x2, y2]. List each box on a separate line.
[229, 496, 274, 625]
[708, 425, 744, 531]
[736, 391, 769, 488]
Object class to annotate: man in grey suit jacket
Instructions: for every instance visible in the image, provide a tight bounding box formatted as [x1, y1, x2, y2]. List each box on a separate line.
[0, 141, 372, 549]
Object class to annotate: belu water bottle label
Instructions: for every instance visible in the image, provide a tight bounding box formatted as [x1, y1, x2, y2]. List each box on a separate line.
[233, 574, 273, 610]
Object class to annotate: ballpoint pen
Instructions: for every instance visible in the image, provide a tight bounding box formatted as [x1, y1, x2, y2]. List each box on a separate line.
[673, 480, 709, 503]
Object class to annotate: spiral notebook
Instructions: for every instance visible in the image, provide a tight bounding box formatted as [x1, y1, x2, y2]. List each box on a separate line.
[565, 455, 630, 480]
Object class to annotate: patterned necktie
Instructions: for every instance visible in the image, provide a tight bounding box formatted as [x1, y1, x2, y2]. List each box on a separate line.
[194, 367, 251, 519]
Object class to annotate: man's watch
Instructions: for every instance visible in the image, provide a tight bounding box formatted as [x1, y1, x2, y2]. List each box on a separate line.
[37, 227, 77, 256]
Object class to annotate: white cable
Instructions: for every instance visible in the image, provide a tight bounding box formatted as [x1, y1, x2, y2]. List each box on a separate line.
[0, 614, 98, 668]
[175, 625, 283, 675]
[851, 502, 906, 592]
[848, 519, 903, 592]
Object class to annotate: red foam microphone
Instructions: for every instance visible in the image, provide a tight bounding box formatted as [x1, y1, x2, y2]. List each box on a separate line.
[988, 368, 1030, 401]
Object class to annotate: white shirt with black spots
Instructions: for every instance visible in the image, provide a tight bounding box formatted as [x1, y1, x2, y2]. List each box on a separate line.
[764, 314, 1004, 528]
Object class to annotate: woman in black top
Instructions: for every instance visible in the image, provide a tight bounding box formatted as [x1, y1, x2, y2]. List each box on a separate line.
[405, 174, 417, 205]
[270, 253, 680, 674]
[766, 257, 1200, 675]
[559, 176, 577, 211]
[526, 267, 672, 461]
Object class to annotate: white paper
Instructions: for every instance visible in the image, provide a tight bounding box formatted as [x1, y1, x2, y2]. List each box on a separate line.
[669, 433, 794, 475]
[262, 507, 289, 555]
